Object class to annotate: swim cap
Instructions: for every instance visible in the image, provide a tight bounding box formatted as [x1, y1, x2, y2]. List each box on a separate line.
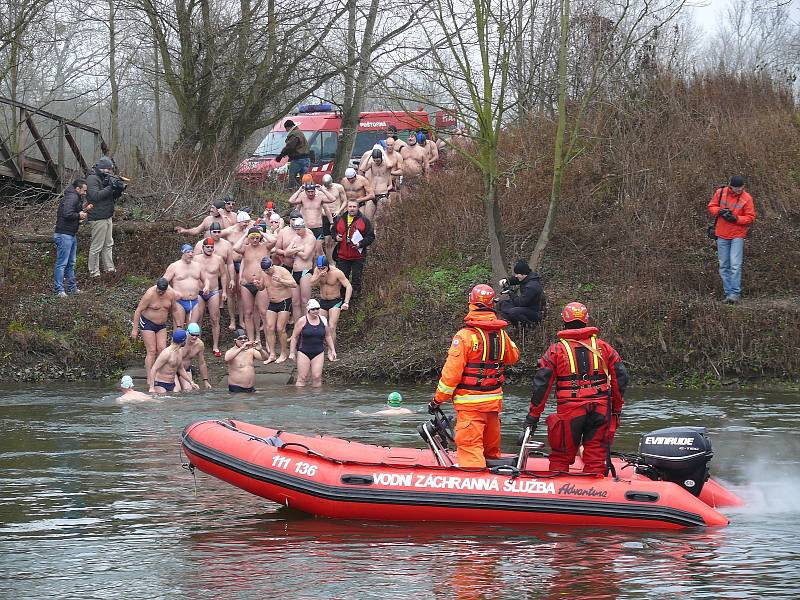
[304, 182, 316, 191]
[289, 208, 302, 219]
[371, 148, 382, 160]
[156, 277, 169, 291]
[187, 322, 201, 335]
[266, 201, 273, 210]
[322, 174, 333, 186]
[345, 167, 357, 179]
[269, 213, 281, 223]
[377, 140, 387, 150]
[212, 199, 225, 209]
[416, 132, 426, 144]
[261, 257, 273, 271]
[210, 221, 222, 232]
[307, 298, 321, 310]
[236, 211, 251, 223]
[291, 217, 305, 229]
[247, 226, 261, 236]
[172, 329, 187, 344]
[301, 173, 313, 184]
[181, 243, 193, 254]
[120, 375, 134, 389]
[259, 221, 268, 232]
[234, 328, 247, 340]
[316, 255, 328, 268]
[203, 237, 215, 247]
[387, 391, 402, 407]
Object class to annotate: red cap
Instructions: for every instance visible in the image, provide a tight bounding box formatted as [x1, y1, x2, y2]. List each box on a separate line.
[266, 201, 273, 210]
[203, 237, 215, 246]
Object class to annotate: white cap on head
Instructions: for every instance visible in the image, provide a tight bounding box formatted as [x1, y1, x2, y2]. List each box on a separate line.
[345, 167, 357, 178]
[307, 298, 321, 310]
[120, 375, 134, 389]
[236, 211, 251, 223]
[269, 212, 281, 223]
[291, 217, 305, 229]
[322, 174, 333, 186]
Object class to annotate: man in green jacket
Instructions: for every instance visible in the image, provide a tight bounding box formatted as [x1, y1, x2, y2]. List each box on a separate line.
[276, 120, 310, 188]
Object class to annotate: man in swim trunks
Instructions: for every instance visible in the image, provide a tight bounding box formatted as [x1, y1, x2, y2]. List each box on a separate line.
[284, 217, 317, 317]
[193, 237, 228, 356]
[363, 147, 393, 222]
[232, 226, 274, 343]
[257, 257, 297, 364]
[383, 139, 404, 204]
[116, 375, 154, 403]
[175, 199, 225, 236]
[400, 132, 429, 194]
[341, 167, 375, 211]
[219, 211, 253, 329]
[310, 255, 351, 345]
[386, 125, 408, 154]
[225, 328, 268, 393]
[321, 174, 348, 259]
[131, 276, 177, 377]
[193, 221, 235, 339]
[162, 244, 210, 328]
[288, 181, 336, 258]
[419, 130, 439, 168]
[179, 322, 212, 390]
[149, 328, 195, 393]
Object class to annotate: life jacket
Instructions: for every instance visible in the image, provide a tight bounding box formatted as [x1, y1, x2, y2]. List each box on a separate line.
[455, 326, 509, 396]
[554, 330, 611, 402]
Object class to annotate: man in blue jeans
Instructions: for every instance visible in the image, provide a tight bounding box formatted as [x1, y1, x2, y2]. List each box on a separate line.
[707, 176, 757, 304]
[53, 179, 88, 297]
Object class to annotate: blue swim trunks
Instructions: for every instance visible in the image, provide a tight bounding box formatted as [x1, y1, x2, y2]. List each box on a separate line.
[177, 297, 199, 314]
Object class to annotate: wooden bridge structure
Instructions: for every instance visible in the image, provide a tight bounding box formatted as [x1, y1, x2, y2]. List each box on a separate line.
[0, 96, 108, 191]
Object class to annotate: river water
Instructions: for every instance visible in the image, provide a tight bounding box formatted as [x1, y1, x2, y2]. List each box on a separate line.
[1, 383, 799, 598]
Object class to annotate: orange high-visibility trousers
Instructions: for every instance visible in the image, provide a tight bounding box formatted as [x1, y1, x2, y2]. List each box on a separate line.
[454, 410, 501, 468]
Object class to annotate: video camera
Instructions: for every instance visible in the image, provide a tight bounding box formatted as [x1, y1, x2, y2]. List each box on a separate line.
[103, 172, 128, 194]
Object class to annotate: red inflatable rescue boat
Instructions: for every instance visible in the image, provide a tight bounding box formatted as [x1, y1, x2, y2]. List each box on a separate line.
[181, 416, 742, 530]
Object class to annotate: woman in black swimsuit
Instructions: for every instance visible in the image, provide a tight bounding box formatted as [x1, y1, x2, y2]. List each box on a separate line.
[289, 298, 337, 387]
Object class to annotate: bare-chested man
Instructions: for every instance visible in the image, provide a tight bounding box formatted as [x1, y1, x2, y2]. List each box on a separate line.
[149, 328, 195, 394]
[131, 276, 177, 377]
[218, 211, 253, 329]
[283, 217, 317, 317]
[419, 131, 439, 168]
[268, 212, 285, 234]
[400, 132, 429, 189]
[175, 199, 225, 237]
[310, 255, 352, 345]
[386, 125, 408, 155]
[225, 328, 268, 393]
[363, 148, 394, 222]
[257, 256, 297, 364]
[321, 174, 348, 258]
[232, 226, 274, 343]
[220, 195, 239, 228]
[192, 236, 229, 356]
[341, 167, 374, 212]
[384, 139, 405, 204]
[163, 244, 210, 328]
[288, 181, 336, 257]
[178, 322, 211, 390]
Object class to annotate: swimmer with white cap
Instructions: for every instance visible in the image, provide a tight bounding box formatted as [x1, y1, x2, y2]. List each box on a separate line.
[116, 375, 155, 402]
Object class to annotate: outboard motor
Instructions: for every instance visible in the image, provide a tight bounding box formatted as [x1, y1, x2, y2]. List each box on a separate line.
[636, 427, 713, 496]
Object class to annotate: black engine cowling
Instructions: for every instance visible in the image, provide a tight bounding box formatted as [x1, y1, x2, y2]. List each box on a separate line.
[636, 427, 713, 496]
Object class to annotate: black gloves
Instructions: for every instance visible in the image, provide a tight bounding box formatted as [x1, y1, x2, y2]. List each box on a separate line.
[427, 400, 440, 414]
[517, 415, 539, 445]
[719, 208, 737, 223]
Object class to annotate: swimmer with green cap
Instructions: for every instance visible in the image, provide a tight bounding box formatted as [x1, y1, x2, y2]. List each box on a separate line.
[355, 391, 413, 416]
[116, 374, 156, 403]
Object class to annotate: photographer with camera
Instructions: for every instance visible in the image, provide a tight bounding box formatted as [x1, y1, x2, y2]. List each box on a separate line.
[497, 260, 544, 325]
[86, 156, 126, 277]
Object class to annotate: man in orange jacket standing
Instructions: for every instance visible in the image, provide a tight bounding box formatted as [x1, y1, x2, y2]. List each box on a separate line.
[524, 302, 628, 475]
[428, 284, 520, 468]
[707, 175, 756, 304]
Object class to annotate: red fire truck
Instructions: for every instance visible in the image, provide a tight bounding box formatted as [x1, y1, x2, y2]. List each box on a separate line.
[235, 104, 453, 186]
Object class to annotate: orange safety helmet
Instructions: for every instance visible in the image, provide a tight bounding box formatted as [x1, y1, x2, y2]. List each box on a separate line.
[301, 173, 313, 184]
[562, 301, 589, 324]
[469, 284, 496, 308]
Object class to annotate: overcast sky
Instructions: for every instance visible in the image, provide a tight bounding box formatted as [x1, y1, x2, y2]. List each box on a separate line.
[689, 0, 728, 34]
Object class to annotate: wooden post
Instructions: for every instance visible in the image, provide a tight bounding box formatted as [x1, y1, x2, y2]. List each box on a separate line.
[17, 107, 25, 182]
[57, 120, 66, 186]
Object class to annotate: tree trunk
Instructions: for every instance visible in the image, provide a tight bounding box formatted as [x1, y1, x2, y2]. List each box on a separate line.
[153, 41, 162, 155]
[483, 176, 507, 283]
[530, 0, 569, 271]
[108, 0, 120, 157]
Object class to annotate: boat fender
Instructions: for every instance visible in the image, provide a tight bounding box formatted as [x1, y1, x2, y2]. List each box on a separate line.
[341, 474, 374, 485]
[625, 491, 660, 503]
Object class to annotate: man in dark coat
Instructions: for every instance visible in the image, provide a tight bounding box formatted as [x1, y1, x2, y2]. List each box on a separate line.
[497, 260, 544, 325]
[276, 120, 310, 188]
[53, 179, 88, 296]
[86, 156, 125, 277]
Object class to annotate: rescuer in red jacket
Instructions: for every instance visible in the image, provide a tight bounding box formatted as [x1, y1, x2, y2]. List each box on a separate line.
[525, 302, 629, 474]
[428, 284, 520, 468]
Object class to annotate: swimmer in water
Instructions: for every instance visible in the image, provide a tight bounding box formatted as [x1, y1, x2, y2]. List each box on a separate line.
[116, 375, 155, 402]
[355, 391, 413, 416]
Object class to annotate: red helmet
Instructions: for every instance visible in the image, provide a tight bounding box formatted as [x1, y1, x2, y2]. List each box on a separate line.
[469, 284, 496, 308]
[562, 302, 589, 324]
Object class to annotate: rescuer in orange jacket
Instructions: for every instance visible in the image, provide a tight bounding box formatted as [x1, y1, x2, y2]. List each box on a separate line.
[428, 284, 520, 468]
[524, 302, 629, 474]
